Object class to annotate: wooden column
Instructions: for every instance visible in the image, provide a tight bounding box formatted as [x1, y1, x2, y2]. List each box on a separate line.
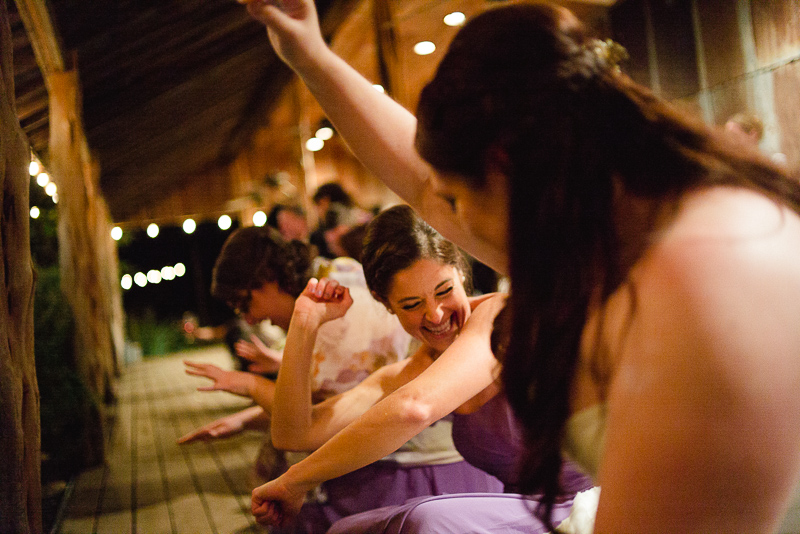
[0, 1, 41, 532]
[48, 70, 119, 458]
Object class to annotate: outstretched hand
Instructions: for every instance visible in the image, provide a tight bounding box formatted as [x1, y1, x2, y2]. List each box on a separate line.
[251, 476, 306, 527]
[184, 360, 254, 398]
[293, 277, 353, 325]
[238, 0, 327, 69]
[177, 411, 247, 444]
[177, 405, 267, 444]
[235, 335, 283, 374]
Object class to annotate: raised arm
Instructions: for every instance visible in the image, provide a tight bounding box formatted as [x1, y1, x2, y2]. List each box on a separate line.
[271, 277, 425, 450]
[253, 294, 506, 526]
[241, 0, 506, 273]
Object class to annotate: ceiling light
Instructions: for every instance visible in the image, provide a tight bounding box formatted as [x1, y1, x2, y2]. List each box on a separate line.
[315, 126, 334, 141]
[305, 137, 324, 152]
[443, 12, 466, 26]
[414, 41, 436, 56]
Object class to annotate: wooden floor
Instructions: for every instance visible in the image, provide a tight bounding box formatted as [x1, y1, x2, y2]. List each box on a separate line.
[58, 346, 270, 534]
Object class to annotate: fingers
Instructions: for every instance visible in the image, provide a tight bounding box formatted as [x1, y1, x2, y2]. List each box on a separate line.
[252, 499, 285, 526]
[311, 277, 347, 300]
[184, 360, 212, 374]
[177, 429, 205, 444]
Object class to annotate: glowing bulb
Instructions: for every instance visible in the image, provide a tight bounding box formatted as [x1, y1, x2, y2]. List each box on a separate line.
[44, 183, 57, 197]
[161, 266, 175, 280]
[413, 41, 436, 56]
[218, 214, 232, 230]
[305, 137, 324, 152]
[183, 218, 196, 234]
[373, 84, 385, 93]
[443, 12, 466, 26]
[147, 270, 162, 284]
[121, 274, 133, 290]
[30, 206, 40, 219]
[253, 210, 267, 227]
[174, 263, 186, 277]
[36, 172, 49, 187]
[315, 126, 334, 140]
[147, 223, 159, 238]
[29, 161, 40, 176]
[134, 272, 147, 287]
[51, 194, 58, 204]
[110, 226, 123, 240]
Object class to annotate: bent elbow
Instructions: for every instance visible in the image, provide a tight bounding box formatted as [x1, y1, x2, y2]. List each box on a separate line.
[395, 392, 438, 429]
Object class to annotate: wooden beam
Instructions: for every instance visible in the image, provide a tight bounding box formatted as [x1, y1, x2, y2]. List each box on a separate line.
[13, 0, 65, 88]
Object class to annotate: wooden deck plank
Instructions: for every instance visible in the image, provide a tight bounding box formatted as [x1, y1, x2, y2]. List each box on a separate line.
[57, 346, 269, 534]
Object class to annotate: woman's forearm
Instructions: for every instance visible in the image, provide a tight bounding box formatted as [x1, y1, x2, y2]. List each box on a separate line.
[280, 385, 438, 493]
[270, 310, 319, 450]
[276, 321, 501, 491]
[248, 374, 277, 413]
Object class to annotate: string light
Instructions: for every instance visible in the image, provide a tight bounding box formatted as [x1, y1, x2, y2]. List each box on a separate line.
[253, 211, 267, 227]
[36, 172, 49, 187]
[111, 226, 123, 240]
[147, 223, 159, 238]
[218, 214, 232, 230]
[29, 161, 40, 176]
[30, 206, 40, 219]
[121, 274, 133, 290]
[123, 262, 186, 290]
[161, 266, 175, 280]
[182, 218, 196, 234]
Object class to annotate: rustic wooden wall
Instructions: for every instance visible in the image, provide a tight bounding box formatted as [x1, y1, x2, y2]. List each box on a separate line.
[610, 0, 800, 168]
[0, 1, 41, 531]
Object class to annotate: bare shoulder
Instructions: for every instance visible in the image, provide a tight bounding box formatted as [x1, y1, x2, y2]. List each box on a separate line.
[595, 187, 800, 532]
[363, 345, 434, 389]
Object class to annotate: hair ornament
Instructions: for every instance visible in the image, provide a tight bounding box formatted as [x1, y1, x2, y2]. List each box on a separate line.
[585, 38, 629, 74]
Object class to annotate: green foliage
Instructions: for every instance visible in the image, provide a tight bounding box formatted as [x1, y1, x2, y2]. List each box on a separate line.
[126, 309, 194, 357]
[34, 265, 102, 482]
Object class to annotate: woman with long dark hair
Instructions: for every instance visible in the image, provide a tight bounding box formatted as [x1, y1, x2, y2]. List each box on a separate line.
[242, 0, 800, 531]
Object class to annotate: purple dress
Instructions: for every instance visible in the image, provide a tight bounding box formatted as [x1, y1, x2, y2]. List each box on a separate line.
[328, 394, 594, 534]
[274, 418, 505, 534]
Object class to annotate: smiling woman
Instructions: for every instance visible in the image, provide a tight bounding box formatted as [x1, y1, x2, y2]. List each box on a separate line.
[361, 205, 472, 354]
[253, 205, 593, 532]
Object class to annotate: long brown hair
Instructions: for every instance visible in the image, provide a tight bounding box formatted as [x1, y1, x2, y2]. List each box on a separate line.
[416, 1, 800, 522]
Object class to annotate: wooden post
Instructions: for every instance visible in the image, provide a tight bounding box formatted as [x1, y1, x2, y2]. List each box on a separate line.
[48, 70, 120, 462]
[0, 2, 42, 532]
